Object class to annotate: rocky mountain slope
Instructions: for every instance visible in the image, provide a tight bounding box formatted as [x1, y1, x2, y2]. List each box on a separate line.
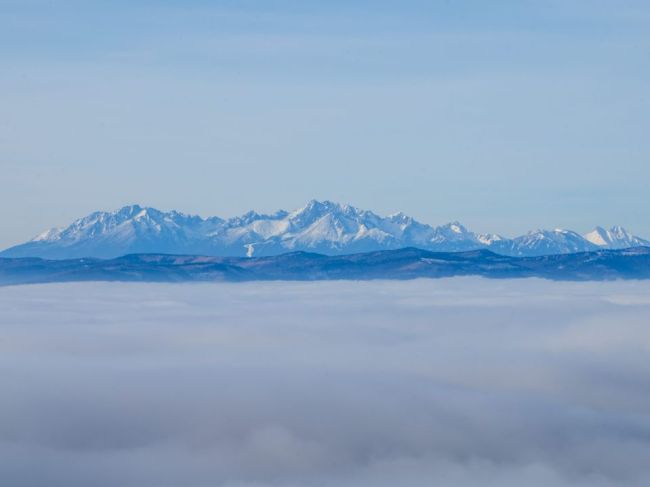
[2, 201, 648, 259]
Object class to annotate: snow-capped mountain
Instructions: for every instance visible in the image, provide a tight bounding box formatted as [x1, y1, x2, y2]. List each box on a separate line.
[8, 205, 224, 259]
[584, 226, 650, 249]
[1, 201, 648, 259]
[491, 229, 600, 257]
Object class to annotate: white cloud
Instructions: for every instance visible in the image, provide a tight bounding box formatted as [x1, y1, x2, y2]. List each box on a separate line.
[0, 278, 649, 486]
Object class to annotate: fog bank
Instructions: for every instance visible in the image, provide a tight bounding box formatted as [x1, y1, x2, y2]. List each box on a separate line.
[1, 278, 650, 486]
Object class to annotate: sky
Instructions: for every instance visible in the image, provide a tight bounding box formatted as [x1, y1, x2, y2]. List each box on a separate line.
[1, 0, 649, 248]
[2, 278, 650, 486]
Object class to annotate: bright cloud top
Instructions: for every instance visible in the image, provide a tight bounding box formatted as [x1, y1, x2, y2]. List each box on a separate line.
[1, 278, 650, 486]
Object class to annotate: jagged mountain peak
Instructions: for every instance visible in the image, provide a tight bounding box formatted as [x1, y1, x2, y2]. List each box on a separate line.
[609, 225, 633, 239]
[2, 201, 649, 259]
[440, 221, 470, 234]
[388, 211, 410, 221]
[584, 225, 649, 249]
[293, 199, 340, 214]
[290, 199, 362, 220]
[117, 203, 144, 215]
[584, 226, 611, 246]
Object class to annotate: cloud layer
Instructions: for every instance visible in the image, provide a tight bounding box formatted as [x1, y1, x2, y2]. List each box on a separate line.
[1, 278, 650, 486]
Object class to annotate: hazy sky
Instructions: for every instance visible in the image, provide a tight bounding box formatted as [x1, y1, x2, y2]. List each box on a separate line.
[2, 278, 650, 486]
[1, 1, 649, 247]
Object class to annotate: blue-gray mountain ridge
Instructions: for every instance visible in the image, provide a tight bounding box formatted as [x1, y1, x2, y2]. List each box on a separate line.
[2, 200, 648, 259]
[2, 247, 650, 285]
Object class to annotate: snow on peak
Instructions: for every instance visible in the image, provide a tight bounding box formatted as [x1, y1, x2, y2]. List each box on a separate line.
[584, 226, 609, 246]
[584, 226, 649, 249]
[388, 211, 410, 222]
[450, 223, 463, 234]
[292, 199, 339, 215]
[5, 201, 650, 259]
[477, 233, 503, 245]
[434, 222, 473, 238]
[32, 227, 62, 242]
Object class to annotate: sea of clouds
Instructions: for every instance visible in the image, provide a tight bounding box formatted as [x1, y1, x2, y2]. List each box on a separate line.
[1, 278, 649, 487]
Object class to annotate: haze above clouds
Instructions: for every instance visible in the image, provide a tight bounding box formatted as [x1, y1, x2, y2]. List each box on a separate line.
[1, 279, 650, 486]
[2, 1, 650, 246]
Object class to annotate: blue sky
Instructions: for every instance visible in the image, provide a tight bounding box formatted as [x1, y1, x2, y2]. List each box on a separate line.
[1, 1, 649, 247]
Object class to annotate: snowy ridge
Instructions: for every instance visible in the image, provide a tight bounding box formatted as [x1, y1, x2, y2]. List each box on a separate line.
[584, 226, 649, 249]
[2, 200, 649, 259]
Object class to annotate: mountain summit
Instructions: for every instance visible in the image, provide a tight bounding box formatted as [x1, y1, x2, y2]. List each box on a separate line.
[583, 226, 649, 249]
[2, 201, 648, 259]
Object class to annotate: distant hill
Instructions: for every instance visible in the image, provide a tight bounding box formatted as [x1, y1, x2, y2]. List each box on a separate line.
[2, 247, 650, 285]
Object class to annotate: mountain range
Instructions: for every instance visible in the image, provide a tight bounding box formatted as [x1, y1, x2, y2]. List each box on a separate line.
[1, 200, 648, 259]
